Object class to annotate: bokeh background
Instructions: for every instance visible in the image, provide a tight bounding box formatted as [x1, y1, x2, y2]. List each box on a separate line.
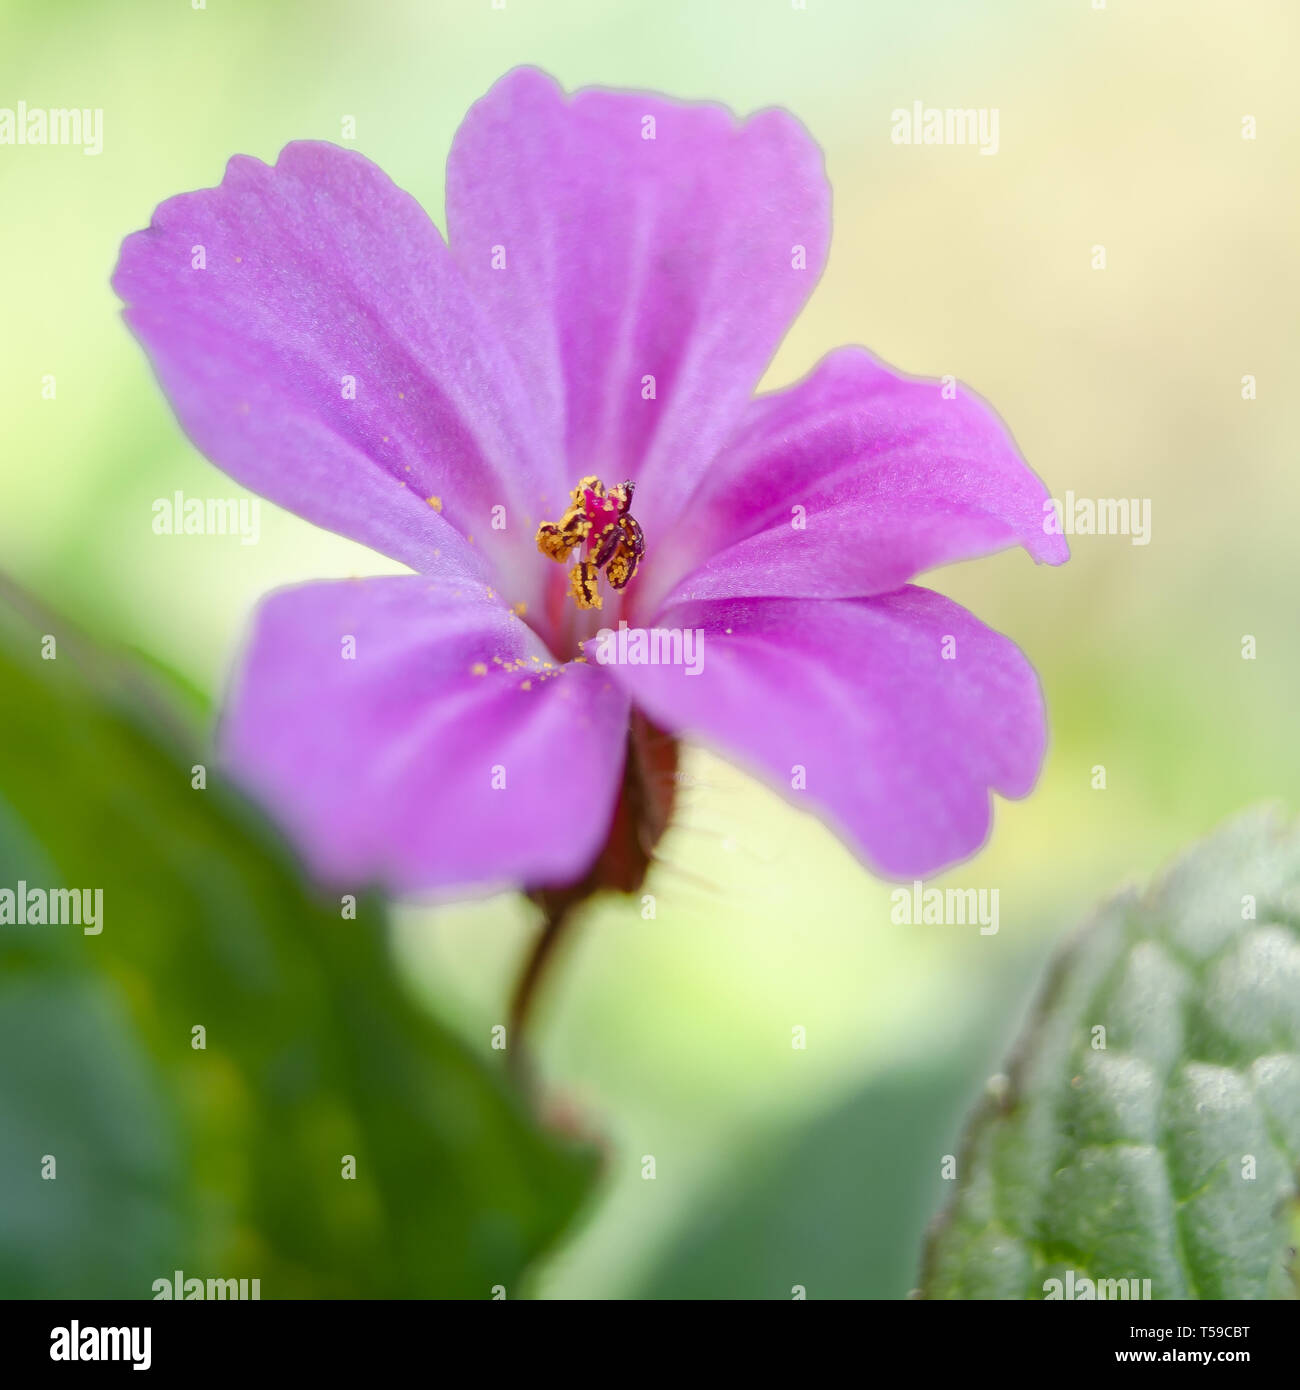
[2, 0, 1297, 1298]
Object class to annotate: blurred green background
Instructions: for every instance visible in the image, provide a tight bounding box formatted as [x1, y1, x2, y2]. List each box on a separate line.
[1, 0, 1297, 1298]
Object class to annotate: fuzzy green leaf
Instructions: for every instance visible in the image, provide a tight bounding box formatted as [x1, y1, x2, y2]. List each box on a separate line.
[921, 810, 1300, 1300]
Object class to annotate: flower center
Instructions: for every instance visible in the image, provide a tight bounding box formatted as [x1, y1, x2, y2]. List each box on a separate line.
[535, 476, 645, 610]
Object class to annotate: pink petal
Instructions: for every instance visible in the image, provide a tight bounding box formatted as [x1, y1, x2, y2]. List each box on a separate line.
[597, 588, 1049, 879]
[114, 142, 562, 605]
[446, 66, 830, 541]
[644, 347, 1069, 612]
[221, 576, 629, 896]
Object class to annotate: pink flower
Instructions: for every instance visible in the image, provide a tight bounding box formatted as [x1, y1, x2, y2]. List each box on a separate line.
[113, 67, 1067, 899]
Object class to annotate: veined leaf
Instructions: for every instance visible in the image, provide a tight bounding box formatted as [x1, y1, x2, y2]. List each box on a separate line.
[921, 809, 1300, 1300]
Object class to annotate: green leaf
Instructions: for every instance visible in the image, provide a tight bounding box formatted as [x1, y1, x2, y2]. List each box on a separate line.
[920, 809, 1300, 1300]
[0, 581, 596, 1298]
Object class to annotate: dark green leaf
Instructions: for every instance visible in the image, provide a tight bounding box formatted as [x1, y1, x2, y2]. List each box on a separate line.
[0, 581, 596, 1298]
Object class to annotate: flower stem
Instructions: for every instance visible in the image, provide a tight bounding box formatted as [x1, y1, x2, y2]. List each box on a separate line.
[505, 713, 678, 1093]
[507, 894, 577, 1088]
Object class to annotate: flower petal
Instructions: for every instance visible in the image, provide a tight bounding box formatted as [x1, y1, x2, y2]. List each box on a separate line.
[446, 66, 830, 540]
[644, 347, 1069, 611]
[114, 142, 561, 602]
[595, 588, 1048, 879]
[221, 576, 629, 896]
